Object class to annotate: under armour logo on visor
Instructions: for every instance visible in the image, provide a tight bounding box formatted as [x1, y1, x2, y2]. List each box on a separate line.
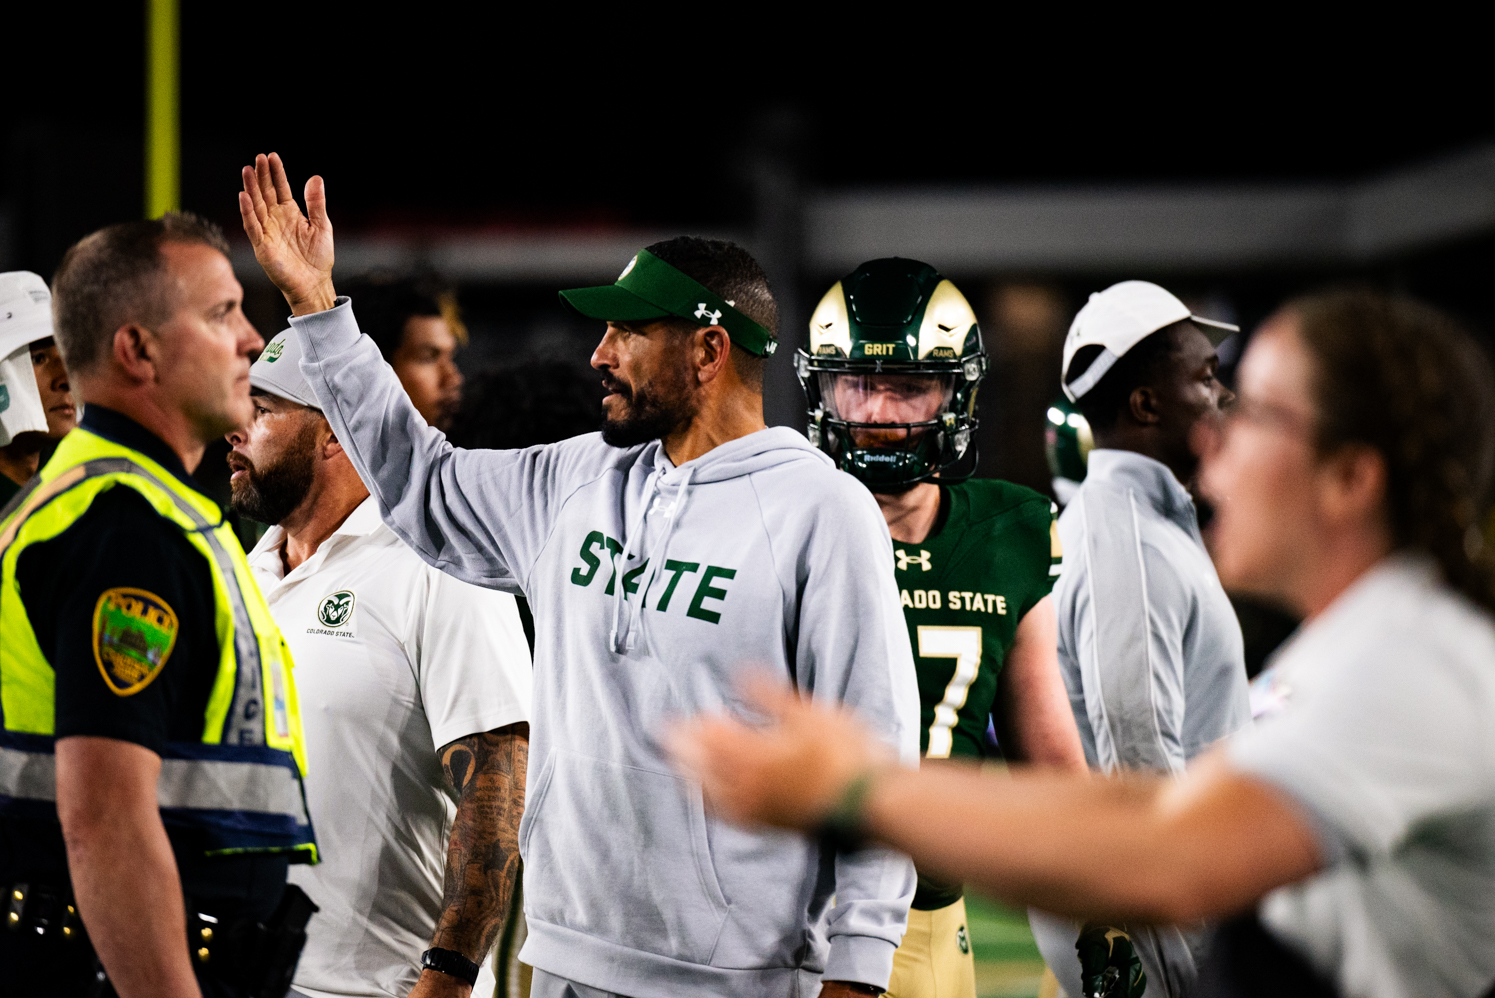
[896, 549, 933, 572]
[694, 304, 722, 324]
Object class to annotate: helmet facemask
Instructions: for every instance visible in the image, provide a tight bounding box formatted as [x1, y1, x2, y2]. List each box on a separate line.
[814, 371, 960, 491]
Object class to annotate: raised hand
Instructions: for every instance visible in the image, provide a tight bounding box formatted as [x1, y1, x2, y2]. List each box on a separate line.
[239, 152, 337, 316]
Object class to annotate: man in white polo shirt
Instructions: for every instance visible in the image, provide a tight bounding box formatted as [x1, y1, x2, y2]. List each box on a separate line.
[227, 326, 532, 998]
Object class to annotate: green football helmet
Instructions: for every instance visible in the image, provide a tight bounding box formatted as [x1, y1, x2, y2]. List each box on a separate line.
[796, 258, 987, 492]
[1045, 395, 1094, 506]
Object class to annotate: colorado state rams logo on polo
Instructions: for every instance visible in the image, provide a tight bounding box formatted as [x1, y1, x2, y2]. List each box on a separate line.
[318, 590, 356, 628]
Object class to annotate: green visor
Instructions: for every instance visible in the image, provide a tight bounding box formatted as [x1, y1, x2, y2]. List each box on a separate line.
[559, 249, 777, 357]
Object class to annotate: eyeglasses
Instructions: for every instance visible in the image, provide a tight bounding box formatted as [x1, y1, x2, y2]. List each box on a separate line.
[1223, 395, 1317, 440]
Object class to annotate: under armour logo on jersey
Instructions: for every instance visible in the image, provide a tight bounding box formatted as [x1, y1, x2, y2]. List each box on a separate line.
[694, 303, 722, 324]
[896, 548, 933, 571]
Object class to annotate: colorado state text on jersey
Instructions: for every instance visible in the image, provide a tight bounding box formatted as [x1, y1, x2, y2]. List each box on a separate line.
[899, 586, 1008, 614]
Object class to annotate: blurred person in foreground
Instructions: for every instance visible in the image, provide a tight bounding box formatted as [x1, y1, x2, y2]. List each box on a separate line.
[343, 276, 466, 431]
[1027, 281, 1250, 997]
[0, 272, 74, 506]
[672, 287, 1495, 998]
[0, 214, 317, 997]
[227, 327, 532, 998]
[240, 153, 918, 998]
[799, 258, 1087, 998]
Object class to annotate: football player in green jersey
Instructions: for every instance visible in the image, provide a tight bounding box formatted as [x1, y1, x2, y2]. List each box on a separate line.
[799, 259, 1090, 998]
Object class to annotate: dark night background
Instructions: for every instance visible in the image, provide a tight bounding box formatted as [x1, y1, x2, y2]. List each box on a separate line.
[5, 6, 1493, 495]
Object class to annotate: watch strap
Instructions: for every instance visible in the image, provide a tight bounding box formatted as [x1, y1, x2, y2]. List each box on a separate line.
[421, 946, 481, 986]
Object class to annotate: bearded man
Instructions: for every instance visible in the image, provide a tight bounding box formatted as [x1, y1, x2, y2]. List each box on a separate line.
[228, 326, 532, 998]
[239, 152, 919, 998]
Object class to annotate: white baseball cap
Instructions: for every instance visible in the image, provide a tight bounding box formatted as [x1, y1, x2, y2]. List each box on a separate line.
[0, 271, 55, 359]
[249, 327, 322, 410]
[0, 272, 55, 447]
[1061, 281, 1239, 402]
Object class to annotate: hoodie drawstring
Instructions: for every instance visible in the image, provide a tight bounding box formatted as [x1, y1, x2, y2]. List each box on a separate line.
[608, 466, 694, 654]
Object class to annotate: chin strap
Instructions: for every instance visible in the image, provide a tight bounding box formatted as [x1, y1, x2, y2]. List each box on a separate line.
[929, 446, 980, 485]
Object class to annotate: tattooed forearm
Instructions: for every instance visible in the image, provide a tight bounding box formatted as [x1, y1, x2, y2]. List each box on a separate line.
[432, 721, 528, 962]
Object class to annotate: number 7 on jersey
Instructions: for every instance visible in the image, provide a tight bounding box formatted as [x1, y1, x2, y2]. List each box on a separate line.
[918, 625, 984, 759]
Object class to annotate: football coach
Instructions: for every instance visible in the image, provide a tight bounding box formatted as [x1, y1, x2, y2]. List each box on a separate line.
[238, 153, 919, 998]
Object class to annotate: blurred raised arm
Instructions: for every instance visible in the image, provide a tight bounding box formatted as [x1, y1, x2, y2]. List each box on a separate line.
[670, 683, 1321, 925]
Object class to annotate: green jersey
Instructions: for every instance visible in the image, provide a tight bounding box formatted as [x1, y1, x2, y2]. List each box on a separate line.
[894, 479, 1061, 760]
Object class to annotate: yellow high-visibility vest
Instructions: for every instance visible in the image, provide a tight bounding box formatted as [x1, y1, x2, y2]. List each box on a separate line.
[0, 428, 317, 861]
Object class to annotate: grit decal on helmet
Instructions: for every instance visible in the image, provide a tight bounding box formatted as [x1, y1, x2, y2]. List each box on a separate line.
[797, 258, 987, 491]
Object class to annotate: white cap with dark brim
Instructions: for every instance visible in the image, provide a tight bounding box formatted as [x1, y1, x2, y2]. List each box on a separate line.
[0, 271, 53, 447]
[249, 327, 322, 410]
[1061, 281, 1239, 402]
[0, 271, 54, 358]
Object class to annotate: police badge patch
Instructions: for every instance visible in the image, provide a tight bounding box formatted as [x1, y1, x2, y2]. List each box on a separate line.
[92, 587, 179, 696]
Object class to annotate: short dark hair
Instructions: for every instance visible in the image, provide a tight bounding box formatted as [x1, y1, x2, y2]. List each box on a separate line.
[342, 275, 466, 362]
[644, 236, 777, 391]
[1291, 288, 1495, 611]
[1067, 321, 1190, 430]
[50, 212, 230, 375]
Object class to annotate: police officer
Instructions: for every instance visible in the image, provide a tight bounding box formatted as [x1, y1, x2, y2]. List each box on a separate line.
[0, 213, 318, 998]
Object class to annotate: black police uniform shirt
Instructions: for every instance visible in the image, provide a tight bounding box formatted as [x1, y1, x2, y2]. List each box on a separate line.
[0, 406, 287, 921]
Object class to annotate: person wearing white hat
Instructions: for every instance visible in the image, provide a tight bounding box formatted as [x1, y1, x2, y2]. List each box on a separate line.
[0, 271, 59, 507]
[1027, 281, 1251, 997]
[227, 326, 532, 998]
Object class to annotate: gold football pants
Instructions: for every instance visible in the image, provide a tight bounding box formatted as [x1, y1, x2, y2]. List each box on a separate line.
[886, 897, 976, 998]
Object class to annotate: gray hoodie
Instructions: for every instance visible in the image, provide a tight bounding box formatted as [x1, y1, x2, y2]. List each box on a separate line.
[291, 300, 919, 998]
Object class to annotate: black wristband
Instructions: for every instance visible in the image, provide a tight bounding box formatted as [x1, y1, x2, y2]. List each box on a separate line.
[421, 947, 481, 986]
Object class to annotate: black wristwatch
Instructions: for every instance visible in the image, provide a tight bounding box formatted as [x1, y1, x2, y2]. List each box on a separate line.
[421, 947, 481, 986]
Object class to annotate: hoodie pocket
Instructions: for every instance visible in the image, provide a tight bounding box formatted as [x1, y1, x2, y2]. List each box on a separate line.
[522, 750, 730, 964]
